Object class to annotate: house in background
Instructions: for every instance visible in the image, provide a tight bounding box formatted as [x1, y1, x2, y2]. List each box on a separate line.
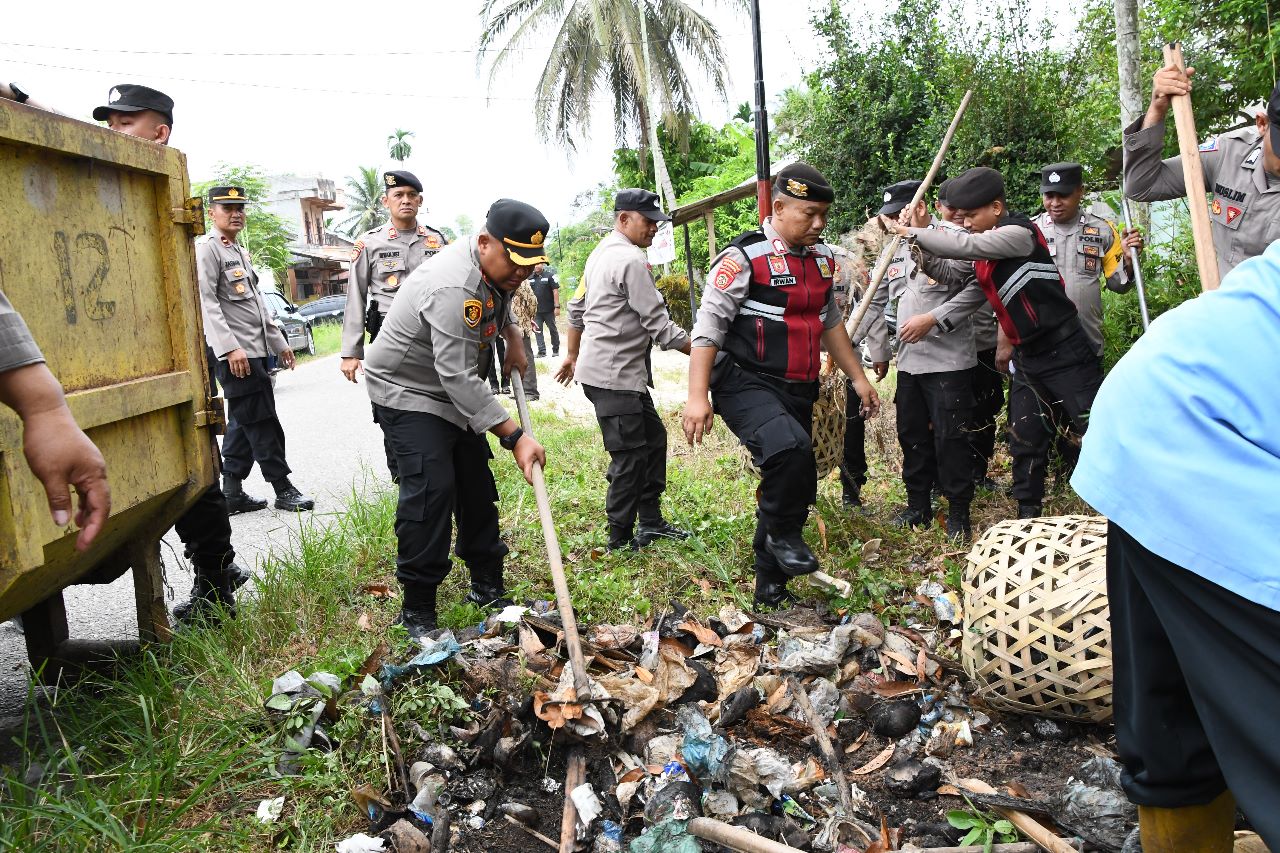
[262, 174, 353, 302]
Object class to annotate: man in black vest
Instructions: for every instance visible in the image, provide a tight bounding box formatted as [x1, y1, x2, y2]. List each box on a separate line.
[683, 163, 881, 608]
[893, 167, 1103, 519]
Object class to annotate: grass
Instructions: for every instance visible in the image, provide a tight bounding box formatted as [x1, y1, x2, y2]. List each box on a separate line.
[0, 396, 1089, 851]
[296, 321, 342, 363]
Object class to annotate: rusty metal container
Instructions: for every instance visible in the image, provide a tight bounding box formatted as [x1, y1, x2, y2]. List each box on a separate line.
[0, 99, 216, 665]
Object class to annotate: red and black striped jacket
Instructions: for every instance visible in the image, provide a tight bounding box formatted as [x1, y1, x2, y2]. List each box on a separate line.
[973, 215, 1079, 347]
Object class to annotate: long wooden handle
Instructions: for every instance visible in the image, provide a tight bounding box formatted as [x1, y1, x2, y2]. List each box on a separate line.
[687, 817, 807, 853]
[1162, 42, 1221, 291]
[845, 89, 974, 339]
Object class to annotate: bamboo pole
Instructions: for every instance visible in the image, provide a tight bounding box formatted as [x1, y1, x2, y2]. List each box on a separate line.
[687, 817, 807, 853]
[954, 779, 1077, 853]
[844, 90, 973, 340]
[1161, 41, 1221, 291]
[786, 675, 854, 816]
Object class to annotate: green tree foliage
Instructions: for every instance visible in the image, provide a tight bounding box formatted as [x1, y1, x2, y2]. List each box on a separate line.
[387, 128, 414, 162]
[546, 188, 616, 297]
[193, 164, 294, 274]
[336, 166, 388, 238]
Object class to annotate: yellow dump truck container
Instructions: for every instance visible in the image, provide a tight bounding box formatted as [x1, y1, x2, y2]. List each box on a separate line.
[0, 99, 217, 668]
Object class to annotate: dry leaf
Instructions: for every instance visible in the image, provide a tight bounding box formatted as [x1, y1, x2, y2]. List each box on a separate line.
[356, 612, 373, 632]
[677, 621, 723, 648]
[1007, 781, 1032, 798]
[618, 767, 647, 785]
[937, 784, 962, 797]
[816, 515, 829, 552]
[694, 578, 712, 595]
[844, 729, 870, 754]
[765, 681, 792, 713]
[659, 636, 696, 657]
[360, 583, 393, 598]
[861, 538, 882, 561]
[591, 624, 639, 650]
[850, 744, 895, 776]
[357, 641, 389, 678]
[533, 691, 584, 729]
[869, 681, 924, 699]
[634, 666, 654, 684]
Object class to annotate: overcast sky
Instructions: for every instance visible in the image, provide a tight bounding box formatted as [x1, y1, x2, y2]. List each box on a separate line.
[4, 0, 1079, 231]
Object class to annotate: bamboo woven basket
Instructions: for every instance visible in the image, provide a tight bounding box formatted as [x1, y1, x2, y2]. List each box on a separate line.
[739, 370, 847, 480]
[961, 515, 1113, 722]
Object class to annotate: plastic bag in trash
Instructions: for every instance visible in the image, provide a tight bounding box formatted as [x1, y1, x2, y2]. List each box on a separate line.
[593, 820, 624, 852]
[335, 833, 386, 853]
[628, 819, 702, 853]
[378, 631, 462, 689]
[1053, 755, 1137, 850]
[677, 706, 734, 783]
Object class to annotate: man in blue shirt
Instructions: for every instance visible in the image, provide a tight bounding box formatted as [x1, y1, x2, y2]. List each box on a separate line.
[1072, 242, 1280, 851]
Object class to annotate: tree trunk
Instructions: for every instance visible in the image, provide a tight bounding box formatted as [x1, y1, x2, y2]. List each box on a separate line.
[1114, 0, 1149, 229]
[638, 4, 678, 210]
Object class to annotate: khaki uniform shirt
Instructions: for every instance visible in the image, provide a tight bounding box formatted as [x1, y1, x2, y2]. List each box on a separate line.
[1124, 119, 1280, 278]
[363, 237, 516, 434]
[691, 218, 842, 348]
[196, 227, 288, 359]
[0, 289, 43, 373]
[932, 217, 998, 351]
[1033, 210, 1132, 355]
[341, 222, 448, 360]
[865, 236, 979, 374]
[568, 230, 689, 392]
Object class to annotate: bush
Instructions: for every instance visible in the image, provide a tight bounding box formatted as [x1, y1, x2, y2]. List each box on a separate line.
[656, 274, 694, 330]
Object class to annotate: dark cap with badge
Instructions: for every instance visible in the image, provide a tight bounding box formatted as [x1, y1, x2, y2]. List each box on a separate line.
[774, 162, 835, 203]
[1266, 81, 1280, 156]
[945, 167, 1006, 210]
[877, 179, 923, 216]
[208, 186, 250, 205]
[1040, 162, 1084, 194]
[486, 198, 550, 266]
[384, 170, 423, 193]
[92, 84, 174, 126]
[614, 188, 671, 222]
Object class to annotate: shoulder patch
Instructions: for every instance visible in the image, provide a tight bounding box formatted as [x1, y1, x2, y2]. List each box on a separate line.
[1199, 135, 1219, 152]
[712, 255, 743, 290]
[463, 299, 483, 329]
[351, 241, 365, 261]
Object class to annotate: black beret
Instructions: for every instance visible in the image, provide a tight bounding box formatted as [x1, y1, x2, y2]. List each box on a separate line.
[946, 167, 1005, 210]
[774, 162, 834, 203]
[877, 179, 922, 216]
[92, 84, 174, 126]
[1040, 162, 1083, 193]
[936, 178, 954, 206]
[384, 171, 423, 193]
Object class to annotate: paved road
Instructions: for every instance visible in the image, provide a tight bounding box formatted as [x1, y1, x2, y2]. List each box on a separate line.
[0, 342, 689, 724]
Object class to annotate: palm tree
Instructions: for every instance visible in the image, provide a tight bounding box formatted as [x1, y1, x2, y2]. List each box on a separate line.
[478, 0, 739, 209]
[337, 166, 388, 237]
[387, 129, 414, 162]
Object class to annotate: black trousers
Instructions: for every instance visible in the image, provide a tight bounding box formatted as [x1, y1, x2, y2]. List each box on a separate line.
[895, 369, 975, 504]
[711, 359, 817, 542]
[583, 384, 668, 537]
[534, 310, 560, 355]
[1108, 523, 1280, 844]
[374, 405, 508, 591]
[969, 347, 1006, 480]
[174, 484, 235, 572]
[839, 378, 867, 500]
[217, 357, 290, 483]
[372, 402, 399, 481]
[1007, 326, 1102, 503]
[486, 336, 509, 390]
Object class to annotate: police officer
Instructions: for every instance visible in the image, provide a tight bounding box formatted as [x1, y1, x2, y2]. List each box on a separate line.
[363, 199, 548, 638]
[872, 180, 987, 540]
[1125, 70, 1280, 276]
[87, 85, 251, 622]
[340, 170, 448, 479]
[897, 167, 1101, 520]
[0, 289, 110, 550]
[529, 263, 561, 357]
[198, 186, 314, 515]
[557, 189, 691, 551]
[683, 163, 880, 608]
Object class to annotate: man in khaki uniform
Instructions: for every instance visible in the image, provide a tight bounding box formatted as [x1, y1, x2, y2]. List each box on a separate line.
[1125, 70, 1280, 276]
[198, 186, 313, 514]
[557, 189, 691, 552]
[340, 170, 448, 479]
[363, 199, 548, 638]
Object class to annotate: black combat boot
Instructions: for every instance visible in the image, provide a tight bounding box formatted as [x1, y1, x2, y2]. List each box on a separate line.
[946, 501, 972, 543]
[763, 530, 818, 577]
[465, 564, 514, 609]
[399, 585, 439, 641]
[635, 518, 691, 548]
[893, 492, 933, 529]
[607, 525, 638, 553]
[842, 483, 863, 509]
[174, 560, 251, 625]
[753, 562, 801, 610]
[272, 478, 315, 512]
[1017, 502, 1042, 520]
[223, 474, 267, 515]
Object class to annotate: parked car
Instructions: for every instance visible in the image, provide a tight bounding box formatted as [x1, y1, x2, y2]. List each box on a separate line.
[261, 290, 315, 356]
[298, 294, 346, 324]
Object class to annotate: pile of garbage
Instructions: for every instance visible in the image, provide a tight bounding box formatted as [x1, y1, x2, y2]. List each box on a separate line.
[259, 596, 1139, 852]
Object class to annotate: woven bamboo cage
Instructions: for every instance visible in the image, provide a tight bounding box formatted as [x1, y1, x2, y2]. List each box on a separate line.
[739, 369, 848, 480]
[961, 515, 1113, 722]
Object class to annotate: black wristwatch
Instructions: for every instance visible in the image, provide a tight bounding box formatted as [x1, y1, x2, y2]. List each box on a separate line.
[499, 426, 524, 451]
[9, 83, 29, 104]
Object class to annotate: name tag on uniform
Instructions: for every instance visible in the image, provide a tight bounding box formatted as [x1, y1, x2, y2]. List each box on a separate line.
[770, 275, 797, 286]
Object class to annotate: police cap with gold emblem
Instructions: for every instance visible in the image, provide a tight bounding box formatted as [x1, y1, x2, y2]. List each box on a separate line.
[485, 198, 550, 266]
[383, 170, 423, 193]
[773, 162, 835, 203]
[208, 186, 250, 205]
[92, 84, 175, 126]
[1040, 162, 1084, 194]
[946, 167, 1005, 210]
[877, 179, 922, 216]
